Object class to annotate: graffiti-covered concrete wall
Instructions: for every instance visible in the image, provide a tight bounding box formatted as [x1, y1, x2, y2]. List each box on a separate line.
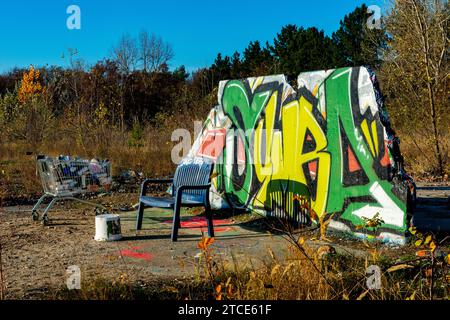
[185, 67, 413, 244]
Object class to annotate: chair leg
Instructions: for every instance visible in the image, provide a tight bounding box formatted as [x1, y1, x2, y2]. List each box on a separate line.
[136, 201, 145, 230]
[171, 203, 181, 242]
[205, 206, 214, 238]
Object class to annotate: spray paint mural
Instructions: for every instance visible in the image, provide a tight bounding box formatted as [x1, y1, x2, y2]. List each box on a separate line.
[185, 67, 415, 244]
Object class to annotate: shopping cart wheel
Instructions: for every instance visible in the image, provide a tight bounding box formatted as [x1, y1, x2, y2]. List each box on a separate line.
[32, 210, 39, 221]
[42, 215, 49, 226]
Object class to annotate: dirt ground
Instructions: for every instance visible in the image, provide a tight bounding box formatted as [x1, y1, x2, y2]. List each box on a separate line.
[0, 182, 449, 299]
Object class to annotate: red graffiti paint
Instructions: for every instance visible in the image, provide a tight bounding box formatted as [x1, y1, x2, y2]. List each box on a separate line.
[347, 146, 361, 172]
[237, 135, 246, 165]
[197, 129, 226, 161]
[308, 160, 317, 179]
[163, 216, 234, 233]
[119, 247, 153, 261]
[380, 145, 391, 167]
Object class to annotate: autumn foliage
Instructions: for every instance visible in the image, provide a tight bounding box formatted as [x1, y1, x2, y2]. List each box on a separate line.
[18, 66, 45, 104]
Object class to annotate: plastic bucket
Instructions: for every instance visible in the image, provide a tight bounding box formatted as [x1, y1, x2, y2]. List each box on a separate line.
[94, 214, 122, 241]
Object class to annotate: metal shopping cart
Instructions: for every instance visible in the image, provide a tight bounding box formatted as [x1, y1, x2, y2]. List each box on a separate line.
[32, 155, 112, 225]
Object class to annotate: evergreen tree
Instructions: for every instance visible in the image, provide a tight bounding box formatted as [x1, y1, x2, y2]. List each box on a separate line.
[332, 4, 387, 68]
[271, 25, 338, 79]
[173, 65, 189, 81]
[241, 41, 274, 77]
[210, 53, 232, 81]
[230, 51, 242, 79]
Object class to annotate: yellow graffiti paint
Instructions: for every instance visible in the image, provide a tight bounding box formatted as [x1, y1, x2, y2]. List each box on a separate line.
[297, 97, 330, 217]
[371, 120, 379, 156]
[253, 93, 330, 218]
[312, 84, 319, 97]
[361, 119, 376, 157]
[254, 91, 282, 178]
[250, 76, 264, 92]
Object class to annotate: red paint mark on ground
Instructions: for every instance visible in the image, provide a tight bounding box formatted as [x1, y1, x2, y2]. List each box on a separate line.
[163, 216, 234, 233]
[202, 226, 232, 233]
[128, 245, 144, 250]
[119, 248, 153, 261]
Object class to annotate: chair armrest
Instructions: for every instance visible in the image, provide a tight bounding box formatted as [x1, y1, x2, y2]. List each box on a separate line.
[175, 184, 211, 205]
[140, 178, 173, 197]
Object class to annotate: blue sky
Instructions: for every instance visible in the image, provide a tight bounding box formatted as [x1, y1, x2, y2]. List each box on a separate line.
[0, 0, 385, 73]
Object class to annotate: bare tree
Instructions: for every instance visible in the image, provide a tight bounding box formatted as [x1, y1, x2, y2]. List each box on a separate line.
[110, 34, 139, 131]
[380, 0, 449, 175]
[111, 34, 139, 75]
[138, 30, 174, 72]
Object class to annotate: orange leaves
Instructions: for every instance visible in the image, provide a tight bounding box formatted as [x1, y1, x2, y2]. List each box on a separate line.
[424, 235, 433, 245]
[297, 237, 305, 246]
[215, 278, 234, 300]
[215, 284, 222, 300]
[408, 226, 417, 235]
[416, 250, 430, 258]
[18, 66, 45, 104]
[293, 194, 319, 221]
[357, 212, 385, 230]
[292, 194, 307, 202]
[412, 231, 438, 254]
[226, 283, 233, 296]
[429, 241, 437, 253]
[197, 237, 215, 250]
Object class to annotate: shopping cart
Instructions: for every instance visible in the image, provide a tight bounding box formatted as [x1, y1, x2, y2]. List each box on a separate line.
[32, 155, 112, 225]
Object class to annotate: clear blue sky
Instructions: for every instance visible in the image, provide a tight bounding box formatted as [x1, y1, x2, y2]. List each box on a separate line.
[0, 0, 385, 73]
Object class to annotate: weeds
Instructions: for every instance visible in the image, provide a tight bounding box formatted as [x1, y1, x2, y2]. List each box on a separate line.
[47, 223, 449, 300]
[56, 273, 135, 300]
[189, 199, 450, 300]
[0, 186, 5, 300]
[0, 231, 4, 300]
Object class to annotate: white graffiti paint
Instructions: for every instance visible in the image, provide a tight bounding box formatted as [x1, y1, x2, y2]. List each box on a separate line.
[352, 181, 405, 227]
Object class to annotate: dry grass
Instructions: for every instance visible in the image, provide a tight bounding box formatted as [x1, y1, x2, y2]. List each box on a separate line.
[49, 234, 450, 301]
[399, 129, 450, 180]
[0, 111, 205, 201]
[1, 126, 447, 203]
[0, 97, 448, 202]
[194, 229, 450, 300]
[0, 228, 4, 300]
[0, 99, 448, 300]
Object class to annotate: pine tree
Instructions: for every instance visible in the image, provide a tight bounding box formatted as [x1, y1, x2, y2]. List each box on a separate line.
[332, 4, 387, 68]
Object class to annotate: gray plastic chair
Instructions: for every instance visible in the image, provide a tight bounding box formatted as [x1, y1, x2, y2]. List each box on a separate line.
[135, 161, 214, 241]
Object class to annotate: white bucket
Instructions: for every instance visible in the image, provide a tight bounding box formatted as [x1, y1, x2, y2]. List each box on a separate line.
[94, 214, 122, 241]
